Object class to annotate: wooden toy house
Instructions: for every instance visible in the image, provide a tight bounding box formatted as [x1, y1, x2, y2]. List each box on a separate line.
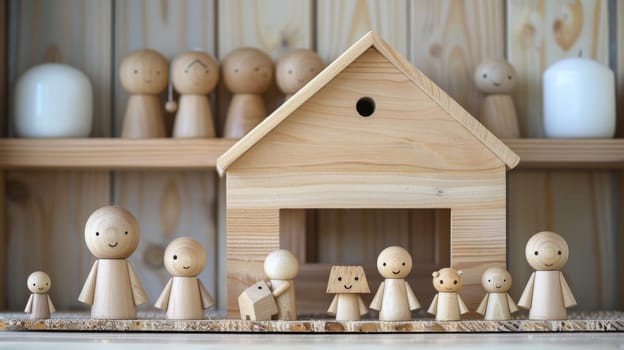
[217, 32, 520, 314]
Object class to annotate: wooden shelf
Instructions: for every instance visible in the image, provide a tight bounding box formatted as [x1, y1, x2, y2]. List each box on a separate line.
[505, 139, 624, 168]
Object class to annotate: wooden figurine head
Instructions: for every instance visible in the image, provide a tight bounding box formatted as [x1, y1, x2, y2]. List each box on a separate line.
[473, 59, 516, 94]
[276, 49, 324, 96]
[432, 267, 464, 292]
[481, 266, 512, 293]
[222, 47, 273, 94]
[120, 49, 169, 94]
[376, 246, 413, 279]
[171, 51, 219, 95]
[326, 266, 370, 294]
[163, 237, 206, 277]
[263, 249, 299, 280]
[525, 231, 569, 271]
[27, 271, 51, 294]
[84, 206, 140, 259]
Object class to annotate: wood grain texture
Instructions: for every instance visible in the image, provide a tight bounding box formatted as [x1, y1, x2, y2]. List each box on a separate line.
[410, 0, 504, 118]
[617, 0, 624, 309]
[504, 139, 624, 168]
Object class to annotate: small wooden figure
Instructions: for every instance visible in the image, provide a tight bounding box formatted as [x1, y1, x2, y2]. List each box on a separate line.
[155, 237, 215, 319]
[120, 49, 169, 138]
[276, 49, 324, 100]
[78, 206, 148, 319]
[222, 47, 273, 138]
[24, 271, 55, 319]
[264, 249, 299, 320]
[427, 267, 469, 321]
[369, 246, 421, 321]
[326, 266, 370, 321]
[476, 266, 519, 320]
[518, 231, 577, 320]
[238, 280, 278, 321]
[474, 59, 520, 138]
[167, 51, 219, 138]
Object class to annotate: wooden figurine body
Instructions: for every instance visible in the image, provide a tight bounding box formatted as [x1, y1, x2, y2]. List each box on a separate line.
[518, 231, 577, 320]
[428, 267, 468, 321]
[222, 48, 273, 138]
[78, 206, 148, 319]
[369, 246, 421, 321]
[264, 249, 299, 320]
[276, 49, 324, 100]
[326, 266, 370, 321]
[155, 237, 215, 319]
[474, 59, 520, 138]
[238, 280, 278, 321]
[169, 51, 219, 138]
[24, 271, 55, 319]
[120, 49, 169, 138]
[476, 266, 518, 320]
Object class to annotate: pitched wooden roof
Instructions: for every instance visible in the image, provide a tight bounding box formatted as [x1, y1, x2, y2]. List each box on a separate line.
[217, 32, 519, 175]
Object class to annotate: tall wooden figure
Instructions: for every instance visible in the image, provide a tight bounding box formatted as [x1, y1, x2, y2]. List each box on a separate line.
[476, 266, 518, 320]
[168, 51, 219, 138]
[474, 59, 520, 138]
[428, 267, 468, 321]
[264, 249, 299, 320]
[326, 266, 370, 321]
[155, 237, 215, 319]
[78, 206, 148, 319]
[276, 49, 324, 100]
[370, 246, 421, 321]
[222, 47, 273, 138]
[120, 49, 169, 138]
[518, 231, 577, 320]
[24, 271, 55, 319]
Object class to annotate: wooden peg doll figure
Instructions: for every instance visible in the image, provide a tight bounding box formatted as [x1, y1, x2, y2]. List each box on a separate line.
[474, 59, 520, 138]
[155, 237, 215, 319]
[518, 231, 577, 320]
[78, 206, 148, 319]
[326, 266, 370, 321]
[24, 271, 55, 319]
[369, 246, 421, 321]
[264, 249, 299, 320]
[427, 267, 469, 321]
[168, 51, 219, 138]
[120, 49, 169, 138]
[476, 266, 519, 320]
[276, 49, 324, 100]
[222, 47, 274, 138]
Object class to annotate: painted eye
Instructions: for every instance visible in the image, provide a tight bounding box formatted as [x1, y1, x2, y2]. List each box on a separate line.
[234, 68, 239, 73]
[46, 283, 49, 285]
[354, 277, 359, 281]
[254, 67, 260, 72]
[133, 69, 138, 74]
[32, 283, 35, 286]
[488, 279, 491, 283]
[257, 286, 262, 290]
[503, 279, 507, 282]
[508, 75, 512, 80]
[184, 69, 189, 74]
[173, 255, 178, 260]
[156, 70, 160, 75]
[482, 73, 487, 78]
[309, 67, 314, 72]
[382, 262, 386, 266]
[439, 280, 443, 284]
[534, 251, 539, 256]
[288, 69, 293, 74]
[95, 232, 100, 236]
[557, 250, 562, 255]
[402, 262, 406, 266]
[125, 231, 128, 235]
[453, 280, 458, 285]
[337, 277, 342, 281]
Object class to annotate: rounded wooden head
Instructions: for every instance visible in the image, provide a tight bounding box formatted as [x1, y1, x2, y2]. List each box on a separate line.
[163, 237, 206, 277]
[432, 267, 464, 292]
[376, 246, 413, 279]
[473, 59, 516, 94]
[84, 206, 140, 259]
[171, 51, 219, 94]
[481, 266, 512, 293]
[27, 271, 51, 294]
[264, 249, 299, 280]
[120, 49, 169, 94]
[275, 49, 324, 96]
[525, 231, 569, 271]
[222, 47, 273, 94]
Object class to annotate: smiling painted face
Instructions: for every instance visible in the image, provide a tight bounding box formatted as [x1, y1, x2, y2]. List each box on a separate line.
[525, 231, 569, 271]
[481, 266, 512, 293]
[276, 49, 324, 96]
[171, 51, 219, 94]
[120, 49, 169, 94]
[326, 266, 370, 294]
[27, 271, 51, 294]
[163, 237, 206, 277]
[376, 246, 413, 279]
[474, 59, 516, 94]
[432, 267, 464, 292]
[84, 206, 140, 259]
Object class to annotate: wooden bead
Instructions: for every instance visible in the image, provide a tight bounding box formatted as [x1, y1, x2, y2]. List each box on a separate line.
[427, 267, 469, 321]
[476, 266, 518, 320]
[25, 271, 55, 319]
[326, 266, 370, 321]
[276, 49, 324, 100]
[263, 249, 299, 320]
[238, 280, 278, 321]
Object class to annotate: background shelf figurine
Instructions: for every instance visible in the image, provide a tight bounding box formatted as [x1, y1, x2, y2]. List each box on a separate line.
[276, 49, 324, 100]
[428, 267, 468, 321]
[326, 266, 370, 321]
[155, 237, 215, 319]
[476, 266, 518, 320]
[78, 206, 148, 319]
[24, 271, 55, 319]
[518, 231, 577, 320]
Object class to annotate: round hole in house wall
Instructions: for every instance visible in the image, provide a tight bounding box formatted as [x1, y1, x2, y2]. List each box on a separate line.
[356, 97, 375, 117]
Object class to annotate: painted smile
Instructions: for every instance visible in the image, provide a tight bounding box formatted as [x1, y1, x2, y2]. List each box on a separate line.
[544, 263, 554, 267]
[344, 285, 352, 290]
[183, 266, 190, 270]
[392, 270, 400, 275]
[493, 82, 501, 87]
[38, 287, 44, 291]
[496, 284, 501, 289]
[108, 242, 119, 248]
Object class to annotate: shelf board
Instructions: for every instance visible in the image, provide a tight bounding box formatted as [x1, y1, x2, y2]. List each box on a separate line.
[505, 138, 624, 168]
[0, 138, 238, 169]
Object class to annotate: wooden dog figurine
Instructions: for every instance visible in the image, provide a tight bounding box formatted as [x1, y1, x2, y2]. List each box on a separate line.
[428, 267, 468, 321]
[24, 271, 55, 319]
[238, 280, 278, 321]
[476, 266, 518, 320]
[326, 266, 370, 321]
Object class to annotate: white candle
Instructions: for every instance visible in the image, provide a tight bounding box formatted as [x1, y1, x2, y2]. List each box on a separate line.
[543, 58, 615, 138]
